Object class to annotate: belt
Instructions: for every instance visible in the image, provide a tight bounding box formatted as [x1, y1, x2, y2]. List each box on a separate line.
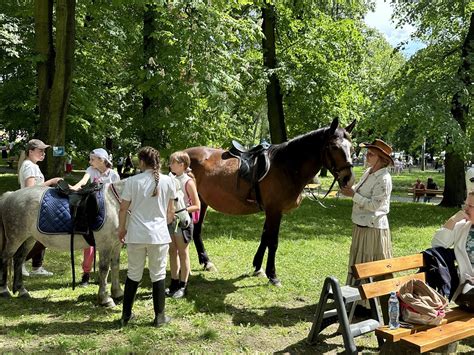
[356, 224, 369, 228]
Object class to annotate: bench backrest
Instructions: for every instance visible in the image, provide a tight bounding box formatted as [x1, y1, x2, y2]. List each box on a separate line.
[352, 254, 426, 300]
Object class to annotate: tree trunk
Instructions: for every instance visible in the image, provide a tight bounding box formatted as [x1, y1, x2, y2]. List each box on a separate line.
[35, 0, 76, 178]
[35, 0, 54, 173]
[440, 12, 473, 207]
[262, 2, 287, 144]
[142, 4, 167, 149]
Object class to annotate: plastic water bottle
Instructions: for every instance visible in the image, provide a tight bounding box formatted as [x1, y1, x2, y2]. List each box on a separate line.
[388, 291, 400, 330]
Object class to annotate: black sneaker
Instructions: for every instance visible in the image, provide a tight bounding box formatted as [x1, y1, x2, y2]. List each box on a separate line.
[79, 273, 90, 287]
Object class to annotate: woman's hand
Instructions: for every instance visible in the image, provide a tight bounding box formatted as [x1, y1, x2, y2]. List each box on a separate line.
[340, 186, 354, 197]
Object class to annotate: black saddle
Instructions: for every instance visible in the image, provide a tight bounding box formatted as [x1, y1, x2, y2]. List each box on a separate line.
[227, 140, 271, 208]
[56, 180, 102, 290]
[57, 180, 102, 243]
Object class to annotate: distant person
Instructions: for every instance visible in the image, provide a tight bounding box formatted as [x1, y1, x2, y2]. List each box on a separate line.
[117, 156, 124, 176]
[65, 155, 73, 175]
[124, 153, 134, 176]
[19, 139, 62, 277]
[424, 177, 438, 203]
[413, 179, 425, 203]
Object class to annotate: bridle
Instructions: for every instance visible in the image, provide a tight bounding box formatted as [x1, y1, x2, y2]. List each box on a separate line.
[319, 138, 353, 200]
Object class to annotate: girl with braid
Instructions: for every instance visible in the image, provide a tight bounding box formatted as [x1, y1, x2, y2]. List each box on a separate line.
[118, 147, 176, 327]
[165, 151, 200, 298]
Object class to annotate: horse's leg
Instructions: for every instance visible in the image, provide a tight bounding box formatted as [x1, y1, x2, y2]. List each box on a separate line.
[97, 248, 115, 307]
[263, 212, 283, 287]
[192, 201, 216, 271]
[12, 240, 33, 297]
[0, 257, 11, 297]
[252, 227, 269, 277]
[110, 244, 123, 300]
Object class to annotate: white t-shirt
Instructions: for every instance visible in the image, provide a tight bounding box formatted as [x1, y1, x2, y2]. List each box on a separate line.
[18, 160, 44, 188]
[121, 170, 177, 244]
[86, 166, 120, 185]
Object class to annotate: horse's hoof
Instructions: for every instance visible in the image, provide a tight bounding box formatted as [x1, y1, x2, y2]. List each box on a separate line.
[269, 278, 282, 287]
[18, 289, 31, 298]
[204, 261, 217, 272]
[0, 290, 11, 298]
[100, 298, 116, 308]
[112, 293, 124, 302]
[253, 269, 266, 278]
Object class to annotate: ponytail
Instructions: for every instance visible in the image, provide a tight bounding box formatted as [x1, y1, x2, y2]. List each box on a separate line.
[137, 146, 161, 197]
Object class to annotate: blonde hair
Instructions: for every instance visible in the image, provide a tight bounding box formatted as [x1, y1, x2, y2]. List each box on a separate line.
[137, 146, 161, 197]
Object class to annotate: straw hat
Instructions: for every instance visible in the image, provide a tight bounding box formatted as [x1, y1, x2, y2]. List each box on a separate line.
[359, 139, 394, 165]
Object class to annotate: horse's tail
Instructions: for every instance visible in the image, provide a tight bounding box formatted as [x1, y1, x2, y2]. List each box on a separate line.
[0, 192, 13, 253]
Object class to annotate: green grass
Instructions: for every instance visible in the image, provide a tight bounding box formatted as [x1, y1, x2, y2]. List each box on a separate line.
[0, 168, 471, 353]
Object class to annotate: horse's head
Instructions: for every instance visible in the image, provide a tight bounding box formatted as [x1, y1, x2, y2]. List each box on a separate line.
[322, 118, 356, 188]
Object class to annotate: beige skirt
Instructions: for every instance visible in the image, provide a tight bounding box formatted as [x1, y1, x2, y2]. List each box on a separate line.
[346, 224, 393, 286]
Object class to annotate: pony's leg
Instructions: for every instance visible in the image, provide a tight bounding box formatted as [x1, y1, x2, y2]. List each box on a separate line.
[12, 240, 33, 297]
[97, 248, 115, 307]
[192, 201, 216, 271]
[110, 244, 123, 300]
[0, 257, 11, 297]
[263, 212, 283, 287]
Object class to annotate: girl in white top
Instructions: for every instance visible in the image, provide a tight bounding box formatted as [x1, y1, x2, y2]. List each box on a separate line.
[432, 191, 474, 303]
[340, 139, 394, 287]
[19, 139, 62, 277]
[72, 148, 120, 286]
[118, 146, 176, 327]
[165, 151, 200, 299]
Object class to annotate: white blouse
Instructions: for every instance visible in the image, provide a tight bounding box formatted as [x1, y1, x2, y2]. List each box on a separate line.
[351, 167, 392, 229]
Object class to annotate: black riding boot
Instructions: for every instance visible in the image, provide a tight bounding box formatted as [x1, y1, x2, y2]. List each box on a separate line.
[152, 279, 171, 327]
[165, 278, 179, 297]
[172, 280, 187, 299]
[121, 277, 139, 327]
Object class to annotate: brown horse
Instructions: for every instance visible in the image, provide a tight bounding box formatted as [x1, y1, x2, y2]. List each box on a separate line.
[185, 118, 356, 286]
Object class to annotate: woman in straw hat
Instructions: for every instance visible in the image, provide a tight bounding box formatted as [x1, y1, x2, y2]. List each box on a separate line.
[340, 139, 394, 288]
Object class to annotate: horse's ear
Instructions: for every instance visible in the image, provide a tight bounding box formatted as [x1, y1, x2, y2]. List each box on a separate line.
[345, 119, 357, 133]
[329, 117, 339, 134]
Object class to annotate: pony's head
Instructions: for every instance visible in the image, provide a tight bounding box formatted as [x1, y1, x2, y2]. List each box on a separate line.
[322, 118, 356, 188]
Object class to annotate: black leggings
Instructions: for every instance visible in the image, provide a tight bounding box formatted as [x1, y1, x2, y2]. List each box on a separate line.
[25, 241, 46, 268]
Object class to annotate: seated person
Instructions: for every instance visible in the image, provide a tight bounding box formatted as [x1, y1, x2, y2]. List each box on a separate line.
[424, 177, 438, 203]
[431, 191, 474, 308]
[413, 178, 425, 202]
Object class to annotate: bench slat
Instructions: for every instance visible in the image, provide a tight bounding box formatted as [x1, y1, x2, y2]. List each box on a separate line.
[375, 306, 473, 342]
[400, 318, 474, 353]
[352, 254, 425, 279]
[359, 273, 426, 300]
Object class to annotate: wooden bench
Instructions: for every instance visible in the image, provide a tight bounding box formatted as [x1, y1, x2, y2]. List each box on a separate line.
[407, 188, 444, 199]
[352, 254, 474, 353]
[304, 183, 321, 195]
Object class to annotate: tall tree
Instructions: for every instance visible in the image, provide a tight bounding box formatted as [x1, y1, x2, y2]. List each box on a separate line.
[262, 2, 287, 144]
[35, 0, 76, 177]
[385, 0, 474, 206]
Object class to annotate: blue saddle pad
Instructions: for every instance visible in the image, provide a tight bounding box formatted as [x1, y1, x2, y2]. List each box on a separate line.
[38, 189, 105, 235]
